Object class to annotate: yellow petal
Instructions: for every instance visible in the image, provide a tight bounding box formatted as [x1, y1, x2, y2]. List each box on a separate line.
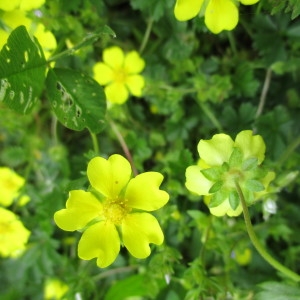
[2, 10, 32, 29]
[103, 46, 124, 69]
[239, 0, 259, 4]
[198, 133, 234, 166]
[209, 198, 243, 217]
[125, 172, 169, 211]
[234, 130, 266, 163]
[54, 190, 102, 231]
[93, 62, 114, 85]
[19, 0, 45, 10]
[122, 213, 164, 258]
[0, 0, 20, 11]
[87, 155, 132, 199]
[126, 75, 145, 97]
[174, 0, 204, 21]
[205, 0, 238, 34]
[124, 51, 145, 74]
[105, 82, 129, 104]
[78, 221, 120, 268]
[185, 165, 212, 195]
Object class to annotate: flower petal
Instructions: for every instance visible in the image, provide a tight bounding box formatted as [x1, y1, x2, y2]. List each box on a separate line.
[105, 83, 129, 104]
[122, 213, 164, 258]
[209, 198, 243, 217]
[54, 190, 103, 231]
[125, 172, 169, 211]
[93, 62, 114, 85]
[234, 130, 266, 163]
[185, 165, 213, 195]
[78, 221, 120, 268]
[124, 51, 145, 74]
[198, 133, 234, 166]
[87, 155, 132, 199]
[103, 46, 124, 69]
[174, 0, 204, 21]
[126, 75, 145, 97]
[239, 0, 259, 4]
[205, 0, 238, 34]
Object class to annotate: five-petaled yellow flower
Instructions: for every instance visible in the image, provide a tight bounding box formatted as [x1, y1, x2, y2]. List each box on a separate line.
[185, 130, 275, 217]
[0, 167, 25, 207]
[44, 278, 69, 300]
[0, 207, 30, 257]
[54, 154, 169, 268]
[93, 46, 145, 104]
[174, 0, 260, 34]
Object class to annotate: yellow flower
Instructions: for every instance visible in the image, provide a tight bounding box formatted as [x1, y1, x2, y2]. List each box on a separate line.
[174, 0, 260, 34]
[0, 10, 57, 59]
[93, 46, 145, 104]
[0, 207, 30, 257]
[44, 278, 69, 300]
[0, 0, 45, 11]
[54, 154, 169, 268]
[185, 130, 275, 217]
[0, 167, 25, 207]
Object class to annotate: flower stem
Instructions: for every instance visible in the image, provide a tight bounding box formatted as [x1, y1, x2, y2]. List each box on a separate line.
[199, 102, 223, 132]
[139, 17, 154, 54]
[89, 131, 99, 154]
[235, 180, 300, 282]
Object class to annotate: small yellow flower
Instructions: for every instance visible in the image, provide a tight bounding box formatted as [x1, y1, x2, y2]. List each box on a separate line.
[54, 154, 169, 268]
[0, 167, 25, 207]
[234, 247, 252, 266]
[93, 46, 145, 104]
[174, 0, 260, 34]
[185, 130, 275, 217]
[44, 278, 69, 300]
[0, 0, 45, 11]
[0, 207, 30, 257]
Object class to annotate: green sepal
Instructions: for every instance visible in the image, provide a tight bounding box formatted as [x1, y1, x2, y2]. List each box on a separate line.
[46, 68, 106, 133]
[0, 26, 47, 113]
[208, 190, 227, 208]
[229, 190, 240, 210]
[201, 166, 223, 181]
[229, 147, 243, 167]
[208, 180, 224, 193]
[244, 179, 265, 192]
[242, 157, 258, 171]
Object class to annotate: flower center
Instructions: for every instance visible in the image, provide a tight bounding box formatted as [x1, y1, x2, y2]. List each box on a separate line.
[103, 199, 131, 225]
[224, 168, 244, 189]
[0, 220, 12, 235]
[113, 68, 128, 84]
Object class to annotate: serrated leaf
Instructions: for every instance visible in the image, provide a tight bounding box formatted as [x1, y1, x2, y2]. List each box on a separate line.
[209, 190, 227, 208]
[229, 147, 243, 167]
[244, 179, 265, 192]
[46, 68, 106, 133]
[229, 190, 240, 210]
[0, 26, 47, 113]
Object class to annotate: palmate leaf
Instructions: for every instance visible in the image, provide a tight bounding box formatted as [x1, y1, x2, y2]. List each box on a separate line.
[46, 68, 106, 133]
[0, 26, 47, 113]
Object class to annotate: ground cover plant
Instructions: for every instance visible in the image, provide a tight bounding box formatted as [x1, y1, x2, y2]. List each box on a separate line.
[1, 0, 300, 299]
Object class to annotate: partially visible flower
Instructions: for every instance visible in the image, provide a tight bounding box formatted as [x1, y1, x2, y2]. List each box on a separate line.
[0, 167, 25, 207]
[0, 0, 45, 11]
[185, 130, 275, 217]
[54, 154, 169, 268]
[44, 278, 69, 300]
[0, 10, 57, 59]
[233, 247, 252, 266]
[93, 46, 145, 104]
[0, 207, 30, 257]
[174, 0, 260, 34]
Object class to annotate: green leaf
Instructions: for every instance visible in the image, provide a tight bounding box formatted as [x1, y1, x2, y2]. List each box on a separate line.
[201, 166, 223, 181]
[104, 274, 151, 300]
[0, 26, 47, 113]
[244, 179, 265, 192]
[242, 157, 258, 171]
[228, 190, 240, 210]
[208, 180, 224, 193]
[228, 147, 243, 167]
[255, 281, 300, 300]
[209, 190, 227, 208]
[46, 68, 106, 133]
